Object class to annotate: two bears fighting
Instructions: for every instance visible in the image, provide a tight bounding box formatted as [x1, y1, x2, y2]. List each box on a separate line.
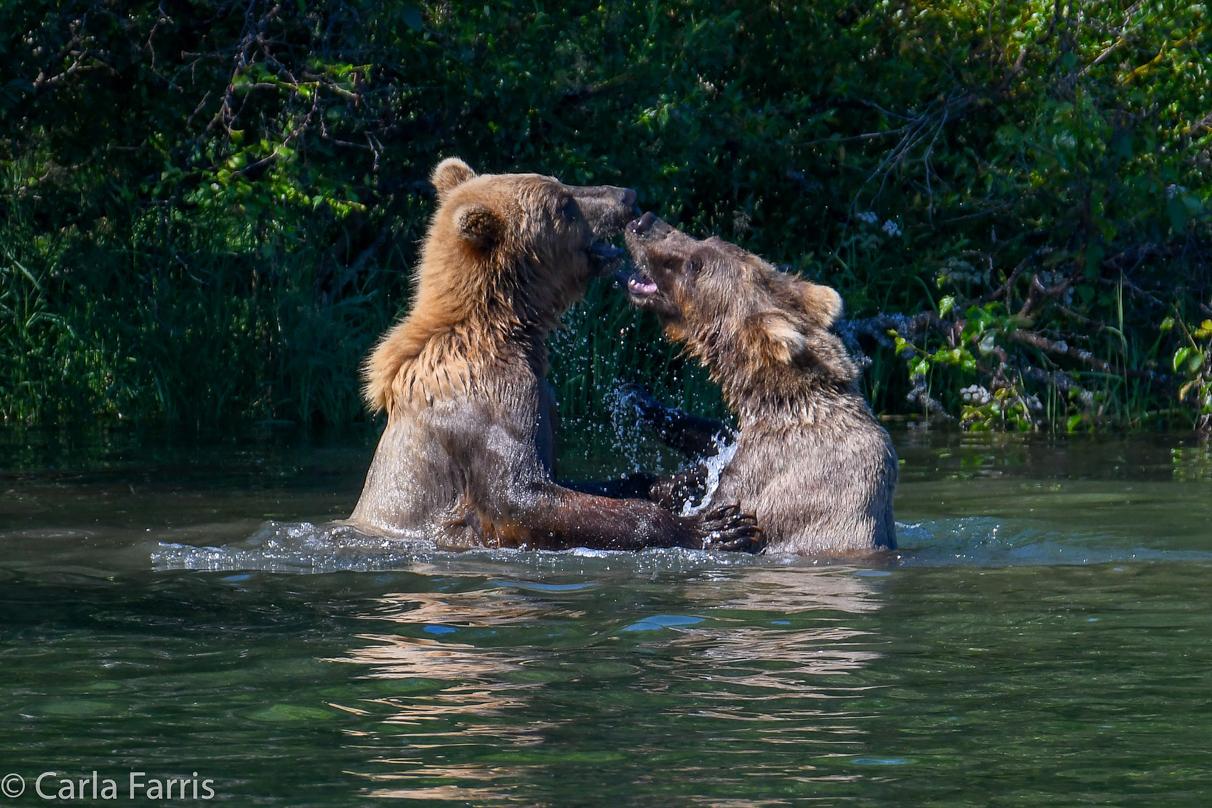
[343, 158, 897, 557]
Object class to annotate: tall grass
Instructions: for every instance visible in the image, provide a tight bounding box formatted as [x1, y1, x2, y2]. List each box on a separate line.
[0, 197, 426, 426]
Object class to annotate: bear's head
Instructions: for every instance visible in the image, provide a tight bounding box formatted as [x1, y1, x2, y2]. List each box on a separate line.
[421, 158, 637, 326]
[362, 159, 636, 413]
[622, 212, 856, 394]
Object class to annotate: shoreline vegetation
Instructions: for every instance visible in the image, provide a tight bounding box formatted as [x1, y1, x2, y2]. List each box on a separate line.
[2, 1, 1210, 432]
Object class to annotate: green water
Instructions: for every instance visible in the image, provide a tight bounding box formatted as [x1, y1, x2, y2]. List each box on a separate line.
[2, 428, 1211, 805]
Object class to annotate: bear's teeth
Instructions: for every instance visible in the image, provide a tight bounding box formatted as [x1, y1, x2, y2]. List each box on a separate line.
[628, 276, 659, 295]
[589, 242, 624, 260]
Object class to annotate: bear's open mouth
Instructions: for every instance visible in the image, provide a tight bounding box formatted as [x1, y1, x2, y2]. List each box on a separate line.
[618, 269, 659, 298]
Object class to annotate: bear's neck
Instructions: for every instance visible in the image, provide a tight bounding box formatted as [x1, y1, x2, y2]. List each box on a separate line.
[410, 307, 550, 381]
[723, 372, 867, 430]
[697, 332, 864, 428]
[366, 302, 552, 414]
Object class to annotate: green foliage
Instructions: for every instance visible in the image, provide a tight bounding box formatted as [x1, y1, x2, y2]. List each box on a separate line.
[1, 0, 1210, 428]
[1164, 316, 1212, 429]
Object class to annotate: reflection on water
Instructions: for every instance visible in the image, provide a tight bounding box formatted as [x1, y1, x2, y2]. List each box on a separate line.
[320, 566, 889, 801]
[366, 587, 588, 628]
[674, 569, 883, 690]
[689, 567, 884, 614]
[2, 428, 1211, 805]
[333, 587, 580, 799]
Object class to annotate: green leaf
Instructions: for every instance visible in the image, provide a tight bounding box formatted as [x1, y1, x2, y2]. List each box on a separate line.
[1167, 197, 1189, 232]
[397, 4, 426, 29]
[938, 295, 955, 319]
[1110, 132, 1133, 160]
[1066, 414, 1084, 432]
[1159, 316, 1175, 332]
[993, 124, 1022, 148]
[1174, 346, 1192, 372]
[1084, 242, 1104, 281]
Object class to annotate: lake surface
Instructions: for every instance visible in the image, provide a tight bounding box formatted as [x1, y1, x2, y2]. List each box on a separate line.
[2, 426, 1211, 805]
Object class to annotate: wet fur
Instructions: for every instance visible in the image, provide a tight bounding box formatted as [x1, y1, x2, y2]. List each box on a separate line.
[624, 217, 897, 556]
[345, 161, 759, 551]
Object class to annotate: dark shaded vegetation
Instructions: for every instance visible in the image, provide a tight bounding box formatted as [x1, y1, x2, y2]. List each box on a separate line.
[2, 0, 1210, 430]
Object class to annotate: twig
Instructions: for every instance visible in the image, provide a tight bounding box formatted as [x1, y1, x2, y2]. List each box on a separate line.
[1009, 328, 1170, 386]
[906, 373, 955, 421]
[976, 251, 1041, 305]
[1018, 269, 1079, 319]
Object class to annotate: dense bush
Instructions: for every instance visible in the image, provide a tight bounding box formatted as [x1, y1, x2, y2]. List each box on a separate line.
[2, 0, 1210, 429]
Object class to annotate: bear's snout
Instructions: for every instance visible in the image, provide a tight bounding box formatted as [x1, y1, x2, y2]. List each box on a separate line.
[572, 185, 639, 239]
[629, 211, 658, 236]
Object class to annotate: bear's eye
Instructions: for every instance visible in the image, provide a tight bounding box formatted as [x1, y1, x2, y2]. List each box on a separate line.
[561, 198, 579, 222]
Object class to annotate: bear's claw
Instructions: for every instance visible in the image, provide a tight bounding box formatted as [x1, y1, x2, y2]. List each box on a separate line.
[696, 503, 764, 554]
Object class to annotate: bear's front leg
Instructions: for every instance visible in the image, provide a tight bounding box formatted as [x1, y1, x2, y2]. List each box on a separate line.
[442, 409, 760, 552]
[506, 480, 763, 553]
[645, 466, 709, 512]
[619, 384, 732, 460]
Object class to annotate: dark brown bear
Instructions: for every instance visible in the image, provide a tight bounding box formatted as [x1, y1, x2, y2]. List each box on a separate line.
[620, 212, 897, 556]
[343, 160, 759, 552]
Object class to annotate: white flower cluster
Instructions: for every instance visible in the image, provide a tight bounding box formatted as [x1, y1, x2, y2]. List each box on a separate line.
[882, 219, 902, 237]
[1167, 184, 1188, 200]
[855, 211, 879, 224]
[960, 384, 992, 406]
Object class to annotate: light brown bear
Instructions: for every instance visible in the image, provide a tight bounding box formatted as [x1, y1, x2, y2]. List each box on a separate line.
[343, 160, 760, 552]
[620, 212, 897, 556]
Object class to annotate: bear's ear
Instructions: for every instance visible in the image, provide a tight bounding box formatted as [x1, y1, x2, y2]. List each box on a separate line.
[432, 158, 477, 198]
[791, 278, 843, 329]
[452, 202, 500, 250]
[749, 311, 810, 365]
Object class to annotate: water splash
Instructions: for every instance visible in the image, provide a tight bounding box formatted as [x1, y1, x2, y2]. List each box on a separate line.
[604, 385, 648, 474]
[151, 519, 778, 575]
[152, 520, 438, 573]
[150, 515, 1212, 576]
[680, 436, 738, 516]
